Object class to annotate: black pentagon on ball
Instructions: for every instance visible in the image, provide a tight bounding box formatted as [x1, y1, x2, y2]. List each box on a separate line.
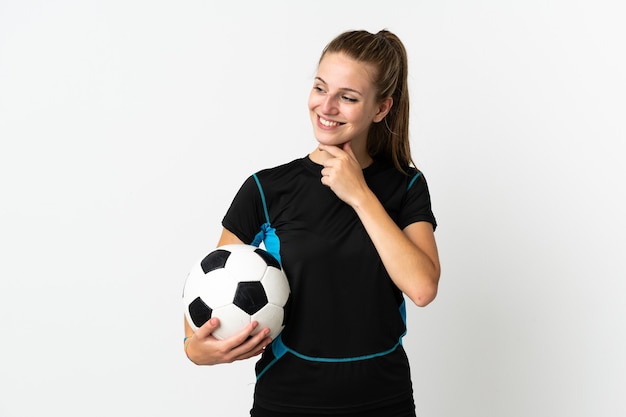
[254, 248, 281, 269]
[200, 249, 230, 273]
[233, 281, 268, 315]
[188, 297, 213, 328]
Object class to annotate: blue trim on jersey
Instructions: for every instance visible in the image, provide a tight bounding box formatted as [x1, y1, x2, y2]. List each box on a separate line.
[273, 334, 405, 363]
[255, 340, 286, 380]
[253, 174, 271, 223]
[251, 171, 410, 381]
[407, 171, 422, 191]
[251, 223, 281, 264]
[256, 300, 408, 380]
[250, 174, 282, 265]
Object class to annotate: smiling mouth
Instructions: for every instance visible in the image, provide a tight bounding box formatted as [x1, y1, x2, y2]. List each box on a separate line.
[319, 116, 343, 127]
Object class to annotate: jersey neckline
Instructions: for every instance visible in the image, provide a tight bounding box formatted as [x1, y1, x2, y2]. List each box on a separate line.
[301, 154, 384, 177]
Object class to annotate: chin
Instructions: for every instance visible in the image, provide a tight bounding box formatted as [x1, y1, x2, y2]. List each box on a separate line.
[315, 137, 347, 147]
[312, 129, 342, 144]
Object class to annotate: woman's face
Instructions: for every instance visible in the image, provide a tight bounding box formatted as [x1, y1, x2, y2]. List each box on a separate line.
[308, 52, 390, 148]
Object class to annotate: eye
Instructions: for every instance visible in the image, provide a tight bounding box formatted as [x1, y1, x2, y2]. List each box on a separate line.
[341, 95, 358, 103]
[313, 85, 326, 94]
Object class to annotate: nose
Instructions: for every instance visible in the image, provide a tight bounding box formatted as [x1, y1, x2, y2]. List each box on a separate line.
[320, 95, 338, 115]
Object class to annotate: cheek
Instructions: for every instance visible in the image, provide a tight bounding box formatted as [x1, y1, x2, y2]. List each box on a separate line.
[307, 93, 318, 112]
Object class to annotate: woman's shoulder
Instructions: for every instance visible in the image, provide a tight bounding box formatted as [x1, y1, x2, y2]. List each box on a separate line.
[253, 156, 316, 180]
[371, 159, 425, 183]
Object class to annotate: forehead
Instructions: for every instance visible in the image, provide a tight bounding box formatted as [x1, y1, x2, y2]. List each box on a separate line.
[316, 52, 377, 93]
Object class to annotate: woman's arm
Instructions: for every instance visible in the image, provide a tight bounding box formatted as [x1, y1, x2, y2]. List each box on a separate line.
[352, 197, 440, 306]
[319, 143, 441, 307]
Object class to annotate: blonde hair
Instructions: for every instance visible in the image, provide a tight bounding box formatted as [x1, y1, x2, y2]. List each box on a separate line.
[320, 29, 414, 173]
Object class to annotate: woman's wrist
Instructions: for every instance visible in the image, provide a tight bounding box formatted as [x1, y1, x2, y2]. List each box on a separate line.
[184, 335, 194, 361]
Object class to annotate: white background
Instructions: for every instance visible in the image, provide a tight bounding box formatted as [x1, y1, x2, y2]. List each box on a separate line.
[1, 1, 625, 416]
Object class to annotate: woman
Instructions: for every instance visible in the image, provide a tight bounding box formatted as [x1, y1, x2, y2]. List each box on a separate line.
[184, 29, 440, 416]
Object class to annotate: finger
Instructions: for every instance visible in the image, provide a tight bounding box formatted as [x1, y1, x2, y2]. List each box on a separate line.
[221, 320, 260, 350]
[318, 143, 345, 158]
[196, 317, 220, 338]
[229, 329, 272, 361]
[341, 141, 355, 158]
[234, 328, 272, 358]
[320, 168, 333, 187]
[236, 338, 272, 361]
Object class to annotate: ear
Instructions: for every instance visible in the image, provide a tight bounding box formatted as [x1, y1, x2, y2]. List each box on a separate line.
[373, 97, 393, 123]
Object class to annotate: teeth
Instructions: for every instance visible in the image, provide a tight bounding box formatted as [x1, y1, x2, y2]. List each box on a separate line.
[320, 117, 340, 127]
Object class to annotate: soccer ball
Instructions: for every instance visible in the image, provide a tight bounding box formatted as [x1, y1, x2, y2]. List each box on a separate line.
[183, 244, 290, 340]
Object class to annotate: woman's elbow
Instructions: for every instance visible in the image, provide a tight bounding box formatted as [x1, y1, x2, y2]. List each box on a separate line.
[405, 272, 440, 307]
[407, 286, 437, 307]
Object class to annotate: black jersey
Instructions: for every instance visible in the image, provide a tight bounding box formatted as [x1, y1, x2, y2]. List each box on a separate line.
[222, 156, 436, 415]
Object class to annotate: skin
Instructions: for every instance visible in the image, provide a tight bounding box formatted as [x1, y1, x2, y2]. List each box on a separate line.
[184, 52, 440, 365]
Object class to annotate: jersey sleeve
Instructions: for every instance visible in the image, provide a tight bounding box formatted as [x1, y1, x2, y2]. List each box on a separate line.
[221, 175, 266, 244]
[398, 172, 437, 231]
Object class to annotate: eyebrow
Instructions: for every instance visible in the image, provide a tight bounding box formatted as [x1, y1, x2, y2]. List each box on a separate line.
[315, 77, 363, 96]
